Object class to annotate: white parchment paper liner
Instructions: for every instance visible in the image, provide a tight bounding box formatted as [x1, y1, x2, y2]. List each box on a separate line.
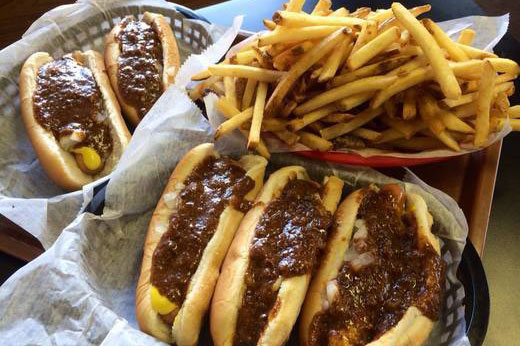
[0, 0, 241, 248]
[202, 14, 512, 160]
[0, 84, 469, 345]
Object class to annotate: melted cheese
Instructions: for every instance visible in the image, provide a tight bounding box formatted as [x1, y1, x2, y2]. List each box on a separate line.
[72, 147, 101, 171]
[150, 285, 176, 315]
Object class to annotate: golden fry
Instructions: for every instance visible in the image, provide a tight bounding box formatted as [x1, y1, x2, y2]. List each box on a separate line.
[188, 75, 222, 100]
[320, 107, 384, 140]
[347, 27, 401, 71]
[319, 36, 352, 82]
[501, 118, 520, 131]
[254, 135, 271, 158]
[456, 29, 476, 45]
[234, 49, 256, 65]
[307, 121, 325, 134]
[331, 56, 410, 86]
[495, 92, 510, 112]
[457, 43, 497, 59]
[379, 4, 431, 32]
[209, 81, 225, 96]
[377, 128, 406, 143]
[265, 28, 348, 116]
[422, 18, 469, 62]
[399, 30, 410, 46]
[224, 76, 238, 109]
[259, 26, 340, 46]
[372, 66, 434, 108]
[453, 102, 477, 118]
[298, 131, 334, 151]
[392, 2, 461, 99]
[330, 7, 349, 17]
[289, 104, 337, 131]
[311, 0, 332, 15]
[351, 20, 378, 55]
[262, 118, 288, 131]
[351, 7, 372, 18]
[418, 94, 461, 151]
[486, 58, 520, 75]
[215, 106, 253, 139]
[248, 82, 268, 150]
[403, 88, 417, 119]
[439, 109, 475, 133]
[463, 74, 517, 93]
[216, 96, 241, 119]
[272, 41, 314, 71]
[241, 78, 258, 110]
[295, 75, 397, 114]
[386, 54, 428, 76]
[209, 64, 284, 82]
[322, 113, 356, 123]
[509, 105, 520, 118]
[381, 116, 423, 139]
[352, 127, 382, 141]
[273, 129, 300, 145]
[335, 91, 375, 111]
[474, 61, 496, 147]
[273, 10, 365, 27]
[191, 70, 212, 81]
[442, 82, 513, 108]
[367, 8, 394, 23]
[263, 19, 277, 30]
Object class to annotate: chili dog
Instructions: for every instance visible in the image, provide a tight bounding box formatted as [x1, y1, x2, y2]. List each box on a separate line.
[301, 184, 446, 346]
[211, 167, 344, 346]
[105, 12, 180, 125]
[19, 50, 131, 191]
[136, 143, 267, 345]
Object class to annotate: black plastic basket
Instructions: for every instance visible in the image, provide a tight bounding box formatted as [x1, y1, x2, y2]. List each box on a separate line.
[84, 176, 489, 346]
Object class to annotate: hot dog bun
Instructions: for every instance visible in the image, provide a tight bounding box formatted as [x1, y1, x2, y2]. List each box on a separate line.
[19, 50, 131, 191]
[105, 12, 180, 125]
[300, 185, 442, 346]
[136, 143, 267, 345]
[211, 167, 342, 346]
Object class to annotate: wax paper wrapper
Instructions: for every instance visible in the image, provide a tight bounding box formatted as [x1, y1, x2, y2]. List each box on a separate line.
[0, 86, 469, 345]
[202, 14, 512, 161]
[0, 0, 241, 248]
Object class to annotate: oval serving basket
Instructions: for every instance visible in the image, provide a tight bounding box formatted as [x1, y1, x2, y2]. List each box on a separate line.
[0, 2, 214, 194]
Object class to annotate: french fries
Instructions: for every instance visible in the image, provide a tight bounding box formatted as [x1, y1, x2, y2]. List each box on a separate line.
[419, 93, 461, 151]
[274, 11, 366, 27]
[298, 131, 333, 151]
[295, 74, 397, 114]
[208, 65, 284, 82]
[248, 82, 269, 151]
[392, 3, 461, 100]
[474, 61, 496, 147]
[215, 107, 253, 140]
[320, 107, 384, 140]
[319, 36, 352, 82]
[331, 56, 410, 86]
[457, 29, 476, 45]
[259, 26, 340, 46]
[188, 1, 518, 157]
[347, 26, 401, 70]
[422, 19, 469, 62]
[265, 28, 348, 116]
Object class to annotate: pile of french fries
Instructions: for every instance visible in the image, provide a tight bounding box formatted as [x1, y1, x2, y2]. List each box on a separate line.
[189, 0, 520, 158]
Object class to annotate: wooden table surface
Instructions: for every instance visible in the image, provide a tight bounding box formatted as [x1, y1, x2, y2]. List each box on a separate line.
[0, 0, 507, 261]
